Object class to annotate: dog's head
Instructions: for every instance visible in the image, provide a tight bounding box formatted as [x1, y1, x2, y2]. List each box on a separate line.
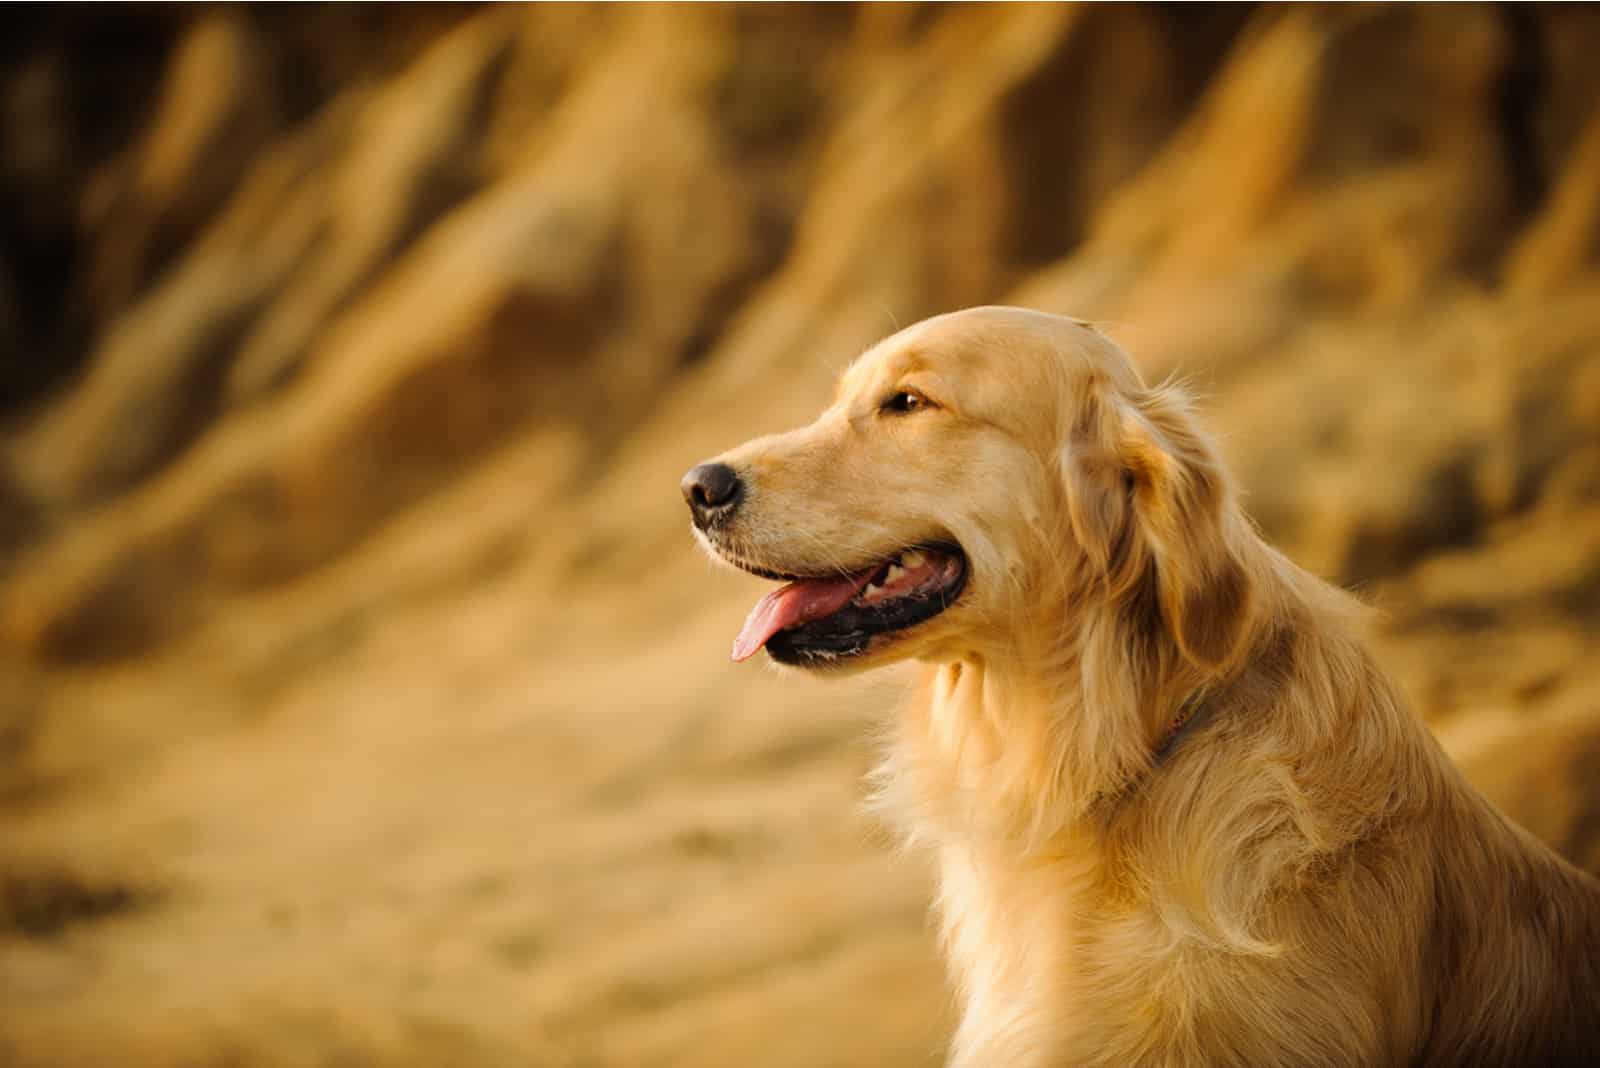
[683, 306, 1257, 677]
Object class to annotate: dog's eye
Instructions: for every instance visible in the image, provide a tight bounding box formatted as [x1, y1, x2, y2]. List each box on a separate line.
[881, 390, 929, 415]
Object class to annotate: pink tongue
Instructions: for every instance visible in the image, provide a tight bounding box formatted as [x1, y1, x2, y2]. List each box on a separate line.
[731, 569, 875, 662]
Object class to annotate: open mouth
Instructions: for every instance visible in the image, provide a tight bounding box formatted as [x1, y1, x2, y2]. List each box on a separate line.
[729, 544, 967, 666]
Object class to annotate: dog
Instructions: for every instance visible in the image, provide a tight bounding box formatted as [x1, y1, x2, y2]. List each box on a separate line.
[680, 306, 1600, 1066]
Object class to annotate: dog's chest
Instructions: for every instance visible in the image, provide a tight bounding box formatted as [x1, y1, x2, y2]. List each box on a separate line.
[937, 836, 1142, 1063]
[936, 837, 1202, 1067]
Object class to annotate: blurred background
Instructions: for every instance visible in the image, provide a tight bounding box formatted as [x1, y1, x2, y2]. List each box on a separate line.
[2, 4, 1599, 1065]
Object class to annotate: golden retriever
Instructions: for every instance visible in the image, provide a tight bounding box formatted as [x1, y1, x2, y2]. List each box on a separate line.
[681, 306, 1600, 1066]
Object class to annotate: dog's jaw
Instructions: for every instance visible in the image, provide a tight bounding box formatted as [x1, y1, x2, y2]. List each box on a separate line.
[694, 524, 969, 669]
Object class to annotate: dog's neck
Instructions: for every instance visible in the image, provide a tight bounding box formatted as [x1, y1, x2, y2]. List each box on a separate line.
[882, 646, 1212, 850]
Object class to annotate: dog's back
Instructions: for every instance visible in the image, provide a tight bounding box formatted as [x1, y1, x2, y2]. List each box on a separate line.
[1417, 790, 1600, 1067]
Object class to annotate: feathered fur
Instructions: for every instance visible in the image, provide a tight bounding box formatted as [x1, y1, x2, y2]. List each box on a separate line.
[692, 306, 1600, 1066]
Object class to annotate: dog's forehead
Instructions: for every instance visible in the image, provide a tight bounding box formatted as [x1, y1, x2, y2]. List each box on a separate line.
[839, 307, 1129, 403]
[840, 332, 979, 390]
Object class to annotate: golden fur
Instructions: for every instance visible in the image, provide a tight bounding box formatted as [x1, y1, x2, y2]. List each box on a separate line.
[691, 306, 1600, 1066]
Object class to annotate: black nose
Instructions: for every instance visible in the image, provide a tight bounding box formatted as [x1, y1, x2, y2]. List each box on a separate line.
[681, 462, 742, 524]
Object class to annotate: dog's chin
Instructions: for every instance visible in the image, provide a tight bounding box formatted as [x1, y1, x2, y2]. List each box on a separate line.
[766, 616, 964, 674]
[699, 532, 970, 672]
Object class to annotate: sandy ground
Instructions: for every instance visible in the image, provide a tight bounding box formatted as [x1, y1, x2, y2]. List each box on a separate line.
[2, 530, 962, 1066]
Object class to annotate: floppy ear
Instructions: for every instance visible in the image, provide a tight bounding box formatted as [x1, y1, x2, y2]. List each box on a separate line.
[1116, 386, 1257, 673]
[1063, 381, 1257, 673]
[1060, 389, 1138, 590]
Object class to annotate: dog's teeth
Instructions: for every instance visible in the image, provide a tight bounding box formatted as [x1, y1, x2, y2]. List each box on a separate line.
[863, 582, 884, 601]
[901, 550, 926, 569]
[884, 563, 907, 585]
